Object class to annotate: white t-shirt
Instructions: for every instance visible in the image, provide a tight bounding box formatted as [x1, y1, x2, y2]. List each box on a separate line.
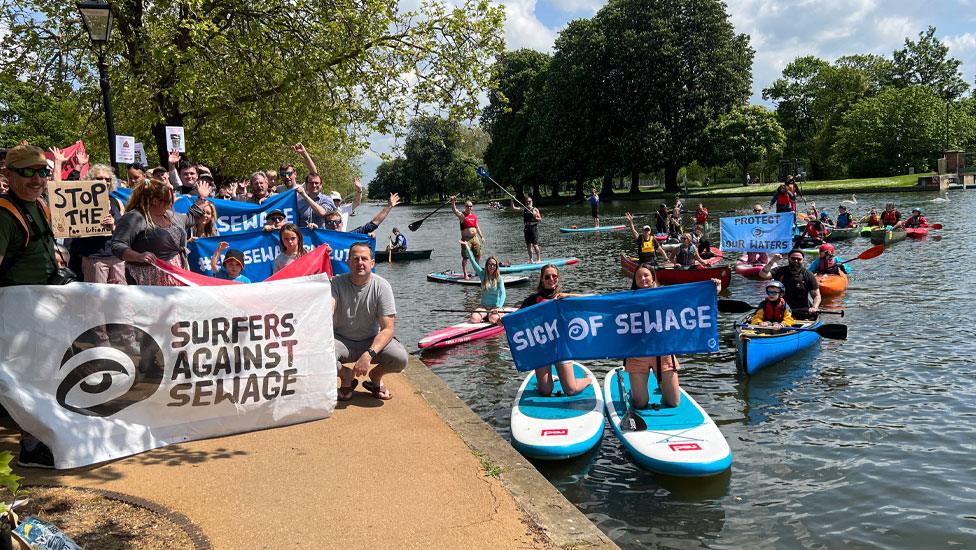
[338, 203, 354, 231]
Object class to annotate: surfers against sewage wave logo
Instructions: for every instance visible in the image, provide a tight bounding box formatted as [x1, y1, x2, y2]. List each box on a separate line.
[57, 314, 301, 416]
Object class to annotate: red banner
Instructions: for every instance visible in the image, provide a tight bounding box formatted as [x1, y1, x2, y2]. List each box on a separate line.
[152, 243, 334, 286]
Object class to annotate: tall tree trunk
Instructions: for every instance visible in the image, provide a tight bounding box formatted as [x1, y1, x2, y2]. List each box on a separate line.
[574, 176, 585, 199]
[664, 165, 680, 193]
[549, 178, 561, 198]
[530, 181, 541, 201]
[629, 169, 641, 194]
[601, 173, 614, 197]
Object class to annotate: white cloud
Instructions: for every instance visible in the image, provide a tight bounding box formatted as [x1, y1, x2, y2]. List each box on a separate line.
[545, 0, 603, 14]
[497, 0, 558, 51]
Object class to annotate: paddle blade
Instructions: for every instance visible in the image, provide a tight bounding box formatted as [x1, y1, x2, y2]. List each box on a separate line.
[407, 220, 423, 232]
[718, 299, 755, 314]
[856, 244, 884, 260]
[476, 166, 489, 178]
[930, 223, 943, 230]
[817, 309, 845, 317]
[816, 323, 848, 340]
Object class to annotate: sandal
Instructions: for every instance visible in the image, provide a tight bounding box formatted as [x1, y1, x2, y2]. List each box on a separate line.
[362, 380, 393, 400]
[337, 379, 358, 401]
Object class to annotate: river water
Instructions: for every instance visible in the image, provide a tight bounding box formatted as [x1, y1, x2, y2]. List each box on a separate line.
[363, 189, 975, 548]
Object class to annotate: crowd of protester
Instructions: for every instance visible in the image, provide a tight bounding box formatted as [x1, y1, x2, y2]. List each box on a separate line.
[0, 141, 405, 469]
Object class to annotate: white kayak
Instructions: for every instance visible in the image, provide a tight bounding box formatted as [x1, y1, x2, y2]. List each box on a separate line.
[510, 363, 605, 460]
[604, 367, 731, 476]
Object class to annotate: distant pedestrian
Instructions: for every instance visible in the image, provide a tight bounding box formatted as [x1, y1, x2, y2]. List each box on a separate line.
[588, 187, 600, 227]
[745, 173, 751, 185]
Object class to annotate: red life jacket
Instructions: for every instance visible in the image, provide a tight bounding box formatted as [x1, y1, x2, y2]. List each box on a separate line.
[905, 215, 927, 228]
[815, 258, 841, 275]
[881, 209, 899, 225]
[695, 209, 708, 224]
[761, 298, 787, 322]
[805, 222, 821, 238]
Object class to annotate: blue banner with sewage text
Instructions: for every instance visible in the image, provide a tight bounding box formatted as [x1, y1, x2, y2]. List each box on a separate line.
[719, 213, 794, 254]
[501, 282, 720, 372]
[112, 188, 300, 235]
[187, 228, 374, 282]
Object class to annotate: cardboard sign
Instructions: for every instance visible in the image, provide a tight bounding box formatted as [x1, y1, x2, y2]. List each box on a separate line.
[48, 180, 113, 238]
[134, 142, 146, 166]
[115, 135, 135, 164]
[165, 125, 186, 152]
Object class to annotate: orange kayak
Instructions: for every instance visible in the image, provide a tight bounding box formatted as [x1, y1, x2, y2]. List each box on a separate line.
[817, 272, 848, 296]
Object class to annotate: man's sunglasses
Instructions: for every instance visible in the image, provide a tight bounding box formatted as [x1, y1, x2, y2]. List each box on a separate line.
[268, 216, 285, 223]
[280, 171, 294, 177]
[324, 220, 341, 226]
[10, 166, 52, 178]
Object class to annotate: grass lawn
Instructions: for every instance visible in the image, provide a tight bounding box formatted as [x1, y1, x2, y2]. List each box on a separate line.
[687, 173, 928, 196]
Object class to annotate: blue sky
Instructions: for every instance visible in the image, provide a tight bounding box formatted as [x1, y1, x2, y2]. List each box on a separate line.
[362, 0, 976, 183]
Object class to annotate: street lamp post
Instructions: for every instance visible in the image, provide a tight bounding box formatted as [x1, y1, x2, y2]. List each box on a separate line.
[76, 1, 116, 172]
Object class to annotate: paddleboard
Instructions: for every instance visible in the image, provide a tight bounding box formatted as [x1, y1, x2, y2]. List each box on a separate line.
[559, 225, 626, 233]
[603, 367, 731, 477]
[510, 363, 605, 460]
[426, 271, 530, 286]
[418, 308, 518, 350]
[499, 257, 579, 274]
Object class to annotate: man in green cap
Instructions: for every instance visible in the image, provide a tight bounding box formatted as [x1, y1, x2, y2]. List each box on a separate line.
[0, 143, 59, 467]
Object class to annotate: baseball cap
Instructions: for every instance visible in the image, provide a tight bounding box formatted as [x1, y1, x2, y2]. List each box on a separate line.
[199, 172, 214, 181]
[267, 209, 285, 220]
[642, 225, 652, 231]
[5, 145, 47, 168]
[223, 249, 246, 268]
[330, 191, 342, 201]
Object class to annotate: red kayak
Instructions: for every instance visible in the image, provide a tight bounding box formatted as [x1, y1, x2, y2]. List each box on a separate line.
[418, 308, 517, 350]
[656, 265, 732, 292]
[735, 255, 766, 279]
[905, 227, 929, 238]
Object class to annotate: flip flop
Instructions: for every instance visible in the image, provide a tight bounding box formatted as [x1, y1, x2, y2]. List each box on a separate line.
[337, 379, 358, 401]
[362, 380, 392, 400]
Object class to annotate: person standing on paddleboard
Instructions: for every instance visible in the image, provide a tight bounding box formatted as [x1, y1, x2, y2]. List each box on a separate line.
[625, 212, 668, 265]
[588, 187, 600, 227]
[769, 183, 796, 214]
[520, 265, 591, 396]
[758, 249, 821, 320]
[626, 264, 681, 408]
[460, 240, 506, 324]
[511, 196, 542, 263]
[451, 196, 486, 279]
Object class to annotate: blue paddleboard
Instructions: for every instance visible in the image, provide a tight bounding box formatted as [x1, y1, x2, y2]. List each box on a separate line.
[426, 271, 530, 286]
[510, 363, 605, 460]
[558, 225, 626, 233]
[498, 258, 579, 274]
[604, 367, 731, 476]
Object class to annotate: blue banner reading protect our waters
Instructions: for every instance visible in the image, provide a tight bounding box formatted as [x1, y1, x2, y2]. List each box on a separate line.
[112, 188, 300, 234]
[187, 229, 374, 282]
[719, 213, 794, 254]
[501, 282, 720, 372]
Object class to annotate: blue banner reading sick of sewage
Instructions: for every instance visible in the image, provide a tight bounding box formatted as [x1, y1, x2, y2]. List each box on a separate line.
[187, 228, 374, 281]
[112, 188, 300, 235]
[719, 213, 794, 254]
[501, 281, 720, 372]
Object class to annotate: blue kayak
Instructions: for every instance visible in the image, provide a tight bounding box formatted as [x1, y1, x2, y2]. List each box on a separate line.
[559, 225, 626, 233]
[603, 367, 732, 477]
[499, 257, 579, 274]
[735, 314, 824, 375]
[510, 363, 605, 460]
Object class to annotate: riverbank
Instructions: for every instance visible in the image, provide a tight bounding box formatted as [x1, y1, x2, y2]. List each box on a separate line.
[1, 357, 617, 549]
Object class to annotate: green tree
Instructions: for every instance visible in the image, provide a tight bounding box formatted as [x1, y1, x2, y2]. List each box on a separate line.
[368, 157, 408, 200]
[0, 0, 504, 174]
[402, 115, 481, 202]
[833, 86, 944, 177]
[594, 0, 753, 192]
[481, 49, 550, 199]
[0, 71, 91, 148]
[891, 26, 969, 100]
[706, 105, 785, 182]
[763, 56, 831, 170]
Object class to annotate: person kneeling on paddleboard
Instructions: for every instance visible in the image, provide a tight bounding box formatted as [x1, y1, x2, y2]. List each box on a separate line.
[626, 264, 681, 409]
[521, 265, 591, 397]
[461, 240, 506, 325]
[751, 281, 796, 330]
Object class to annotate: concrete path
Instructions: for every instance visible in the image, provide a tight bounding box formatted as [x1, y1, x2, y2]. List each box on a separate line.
[2, 370, 547, 548]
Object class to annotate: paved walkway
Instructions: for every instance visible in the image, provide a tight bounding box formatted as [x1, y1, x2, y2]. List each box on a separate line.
[1, 363, 551, 548]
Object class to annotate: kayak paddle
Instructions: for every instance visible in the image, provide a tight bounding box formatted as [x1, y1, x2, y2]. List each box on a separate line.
[816, 309, 845, 317]
[717, 299, 756, 313]
[476, 167, 530, 211]
[408, 199, 451, 231]
[839, 244, 884, 264]
[737, 323, 848, 340]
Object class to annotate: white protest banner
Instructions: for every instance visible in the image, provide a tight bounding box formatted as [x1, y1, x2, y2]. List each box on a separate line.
[115, 135, 135, 164]
[48, 180, 113, 238]
[134, 142, 146, 166]
[0, 275, 337, 469]
[165, 125, 186, 152]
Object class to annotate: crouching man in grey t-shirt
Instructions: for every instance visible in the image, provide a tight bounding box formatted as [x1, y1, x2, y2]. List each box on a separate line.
[332, 242, 408, 401]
